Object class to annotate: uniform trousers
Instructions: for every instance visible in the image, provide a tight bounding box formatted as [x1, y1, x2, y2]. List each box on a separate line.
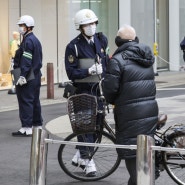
[76, 88, 104, 158]
[16, 73, 43, 128]
[77, 113, 104, 158]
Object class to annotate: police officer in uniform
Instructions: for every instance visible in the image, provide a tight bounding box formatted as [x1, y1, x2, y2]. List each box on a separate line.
[65, 9, 109, 176]
[12, 15, 43, 137]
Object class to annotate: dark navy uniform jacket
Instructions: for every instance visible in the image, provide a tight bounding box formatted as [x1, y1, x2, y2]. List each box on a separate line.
[14, 32, 42, 77]
[65, 32, 108, 94]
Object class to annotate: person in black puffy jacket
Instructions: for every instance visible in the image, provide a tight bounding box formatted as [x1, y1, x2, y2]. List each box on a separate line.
[102, 25, 158, 185]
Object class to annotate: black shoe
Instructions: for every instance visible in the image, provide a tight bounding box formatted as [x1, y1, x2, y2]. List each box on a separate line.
[155, 168, 160, 180]
[86, 171, 97, 177]
[12, 131, 32, 137]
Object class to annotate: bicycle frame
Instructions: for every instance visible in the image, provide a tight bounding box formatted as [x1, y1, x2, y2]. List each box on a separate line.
[103, 119, 115, 139]
[98, 80, 116, 139]
[155, 124, 185, 146]
[155, 124, 185, 176]
[62, 79, 185, 183]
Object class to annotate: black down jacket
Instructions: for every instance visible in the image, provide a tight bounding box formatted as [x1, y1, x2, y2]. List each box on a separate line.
[102, 41, 158, 159]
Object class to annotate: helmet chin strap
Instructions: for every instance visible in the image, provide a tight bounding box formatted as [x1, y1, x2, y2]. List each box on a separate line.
[83, 33, 93, 39]
[24, 27, 32, 36]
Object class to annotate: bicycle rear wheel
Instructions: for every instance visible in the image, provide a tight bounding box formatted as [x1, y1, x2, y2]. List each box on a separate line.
[58, 130, 121, 181]
[162, 131, 185, 185]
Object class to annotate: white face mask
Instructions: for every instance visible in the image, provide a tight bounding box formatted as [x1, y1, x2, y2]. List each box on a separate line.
[83, 24, 96, 37]
[18, 27, 26, 35]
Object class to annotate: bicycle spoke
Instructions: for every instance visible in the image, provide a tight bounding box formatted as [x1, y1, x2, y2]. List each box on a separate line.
[163, 132, 185, 185]
[58, 131, 121, 181]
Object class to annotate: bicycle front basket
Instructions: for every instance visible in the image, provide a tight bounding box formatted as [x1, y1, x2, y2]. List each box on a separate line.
[67, 93, 97, 133]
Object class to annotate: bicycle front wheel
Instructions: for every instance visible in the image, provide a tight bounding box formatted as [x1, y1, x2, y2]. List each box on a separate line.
[162, 131, 185, 185]
[58, 131, 121, 181]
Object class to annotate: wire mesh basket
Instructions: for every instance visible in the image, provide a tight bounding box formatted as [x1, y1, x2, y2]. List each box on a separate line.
[67, 93, 97, 133]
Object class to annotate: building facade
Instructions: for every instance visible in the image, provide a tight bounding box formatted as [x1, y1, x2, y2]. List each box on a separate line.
[0, 0, 184, 84]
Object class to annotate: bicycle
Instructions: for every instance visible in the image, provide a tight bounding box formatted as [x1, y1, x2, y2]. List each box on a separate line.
[57, 88, 185, 183]
[155, 115, 185, 185]
[58, 91, 121, 181]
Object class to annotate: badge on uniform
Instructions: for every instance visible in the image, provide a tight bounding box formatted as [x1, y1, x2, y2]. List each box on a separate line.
[101, 48, 104, 53]
[68, 55, 74, 63]
[85, 10, 92, 18]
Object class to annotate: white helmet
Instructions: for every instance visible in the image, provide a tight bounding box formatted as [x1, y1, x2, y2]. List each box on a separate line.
[74, 9, 98, 30]
[17, 15, 34, 27]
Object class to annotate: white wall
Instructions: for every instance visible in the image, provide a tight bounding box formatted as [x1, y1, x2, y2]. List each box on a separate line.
[119, 0, 131, 27]
[169, 0, 180, 71]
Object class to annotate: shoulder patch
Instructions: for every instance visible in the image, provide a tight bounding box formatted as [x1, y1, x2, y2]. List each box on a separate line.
[68, 55, 75, 63]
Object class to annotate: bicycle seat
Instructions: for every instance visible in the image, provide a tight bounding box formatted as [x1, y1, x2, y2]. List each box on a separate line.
[156, 114, 167, 130]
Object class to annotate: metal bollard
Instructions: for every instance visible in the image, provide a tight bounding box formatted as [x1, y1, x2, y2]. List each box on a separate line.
[29, 128, 49, 185]
[137, 135, 155, 185]
[47, 63, 54, 99]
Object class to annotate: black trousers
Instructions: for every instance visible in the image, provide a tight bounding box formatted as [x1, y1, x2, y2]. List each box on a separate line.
[125, 158, 137, 185]
[75, 88, 104, 158]
[16, 74, 43, 128]
[77, 113, 104, 158]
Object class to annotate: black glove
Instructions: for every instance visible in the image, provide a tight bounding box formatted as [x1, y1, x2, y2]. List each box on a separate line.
[63, 83, 76, 98]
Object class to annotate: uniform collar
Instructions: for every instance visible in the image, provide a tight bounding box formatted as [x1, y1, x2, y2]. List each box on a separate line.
[24, 31, 33, 38]
[83, 35, 94, 44]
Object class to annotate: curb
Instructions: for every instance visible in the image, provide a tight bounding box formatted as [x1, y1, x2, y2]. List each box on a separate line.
[0, 99, 67, 113]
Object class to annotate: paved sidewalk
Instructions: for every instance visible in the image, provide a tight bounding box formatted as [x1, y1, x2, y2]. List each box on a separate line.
[1, 71, 185, 137]
[155, 71, 185, 88]
[0, 84, 66, 112]
[46, 71, 185, 137]
[0, 71, 185, 112]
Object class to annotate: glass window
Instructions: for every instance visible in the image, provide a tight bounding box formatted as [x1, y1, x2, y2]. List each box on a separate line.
[131, 0, 154, 48]
[156, 0, 169, 70]
[2, 0, 118, 85]
[131, 0, 169, 71]
[0, 0, 9, 74]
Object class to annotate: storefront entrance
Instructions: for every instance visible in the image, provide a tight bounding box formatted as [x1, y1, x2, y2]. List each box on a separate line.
[156, 0, 169, 71]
